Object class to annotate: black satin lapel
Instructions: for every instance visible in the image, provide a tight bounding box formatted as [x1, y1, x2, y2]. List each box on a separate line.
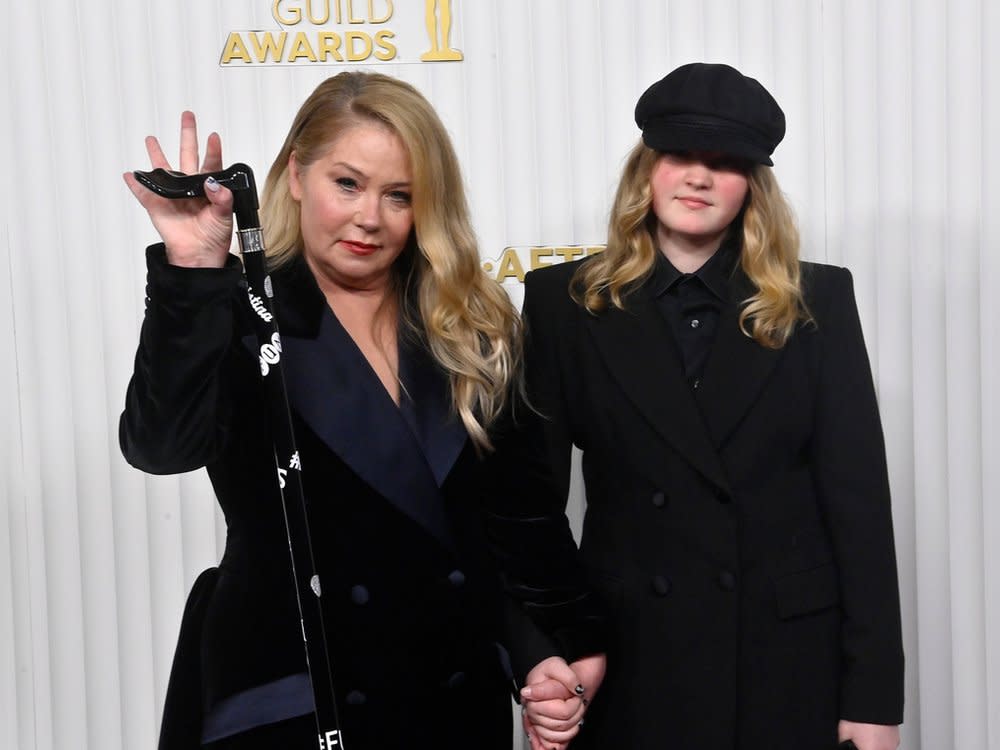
[398, 337, 468, 487]
[279, 309, 454, 550]
[586, 296, 730, 493]
[695, 287, 785, 448]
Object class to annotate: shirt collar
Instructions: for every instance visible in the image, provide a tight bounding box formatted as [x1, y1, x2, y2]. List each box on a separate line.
[650, 232, 741, 300]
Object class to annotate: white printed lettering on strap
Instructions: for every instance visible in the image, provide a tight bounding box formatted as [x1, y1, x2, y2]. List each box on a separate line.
[259, 331, 282, 375]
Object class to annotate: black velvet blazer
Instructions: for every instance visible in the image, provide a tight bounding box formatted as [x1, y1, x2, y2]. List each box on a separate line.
[120, 246, 601, 749]
[520, 257, 904, 750]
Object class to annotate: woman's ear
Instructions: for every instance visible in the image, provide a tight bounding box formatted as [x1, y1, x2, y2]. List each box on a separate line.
[287, 151, 302, 201]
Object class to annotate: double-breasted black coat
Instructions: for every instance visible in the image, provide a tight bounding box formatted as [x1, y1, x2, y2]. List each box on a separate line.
[520, 256, 904, 750]
[120, 246, 599, 749]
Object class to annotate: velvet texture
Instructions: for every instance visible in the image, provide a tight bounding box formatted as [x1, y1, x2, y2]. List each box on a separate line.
[121, 246, 604, 749]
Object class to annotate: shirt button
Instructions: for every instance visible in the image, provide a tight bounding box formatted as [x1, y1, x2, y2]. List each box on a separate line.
[447, 569, 466, 587]
[346, 690, 367, 705]
[717, 571, 737, 591]
[690, 319, 701, 328]
[445, 671, 466, 689]
[350, 585, 370, 605]
[651, 575, 672, 596]
[651, 491, 666, 508]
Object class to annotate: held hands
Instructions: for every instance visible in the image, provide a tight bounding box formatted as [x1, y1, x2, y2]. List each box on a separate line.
[122, 111, 234, 268]
[838, 720, 901, 750]
[520, 654, 606, 750]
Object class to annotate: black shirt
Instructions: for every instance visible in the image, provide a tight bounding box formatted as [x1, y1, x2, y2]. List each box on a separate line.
[650, 238, 739, 389]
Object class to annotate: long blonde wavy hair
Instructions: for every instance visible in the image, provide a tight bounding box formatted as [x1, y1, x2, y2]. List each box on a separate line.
[573, 141, 810, 348]
[259, 72, 521, 450]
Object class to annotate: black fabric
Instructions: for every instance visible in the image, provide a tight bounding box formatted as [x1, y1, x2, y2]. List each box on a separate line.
[650, 237, 737, 387]
[635, 62, 786, 165]
[201, 714, 316, 750]
[519, 256, 903, 750]
[201, 674, 313, 744]
[121, 245, 604, 750]
[157, 568, 219, 750]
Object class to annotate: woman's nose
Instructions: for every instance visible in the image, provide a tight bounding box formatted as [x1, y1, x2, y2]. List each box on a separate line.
[685, 162, 713, 187]
[354, 193, 380, 230]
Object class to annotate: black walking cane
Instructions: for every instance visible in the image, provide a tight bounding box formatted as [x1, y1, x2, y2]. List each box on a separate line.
[134, 164, 345, 750]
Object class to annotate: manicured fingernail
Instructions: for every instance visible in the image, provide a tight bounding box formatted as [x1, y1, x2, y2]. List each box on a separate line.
[205, 176, 220, 193]
[574, 684, 585, 695]
[578, 719, 585, 727]
[520, 686, 532, 698]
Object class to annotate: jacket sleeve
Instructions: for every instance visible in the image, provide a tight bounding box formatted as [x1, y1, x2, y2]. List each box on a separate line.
[119, 244, 246, 474]
[483, 267, 606, 680]
[810, 266, 904, 724]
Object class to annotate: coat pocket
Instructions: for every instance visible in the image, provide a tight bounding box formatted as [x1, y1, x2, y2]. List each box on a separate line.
[773, 563, 839, 620]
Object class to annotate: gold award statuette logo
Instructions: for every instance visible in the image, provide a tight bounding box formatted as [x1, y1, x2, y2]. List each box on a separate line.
[421, 0, 462, 61]
[220, 0, 464, 66]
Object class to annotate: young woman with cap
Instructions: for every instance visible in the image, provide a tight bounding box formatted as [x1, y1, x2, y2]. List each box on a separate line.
[517, 63, 904, 750]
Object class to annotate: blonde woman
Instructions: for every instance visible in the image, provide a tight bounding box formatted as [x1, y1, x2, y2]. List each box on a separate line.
[121, 72, 602, 749]
[517, 63, 903, 750]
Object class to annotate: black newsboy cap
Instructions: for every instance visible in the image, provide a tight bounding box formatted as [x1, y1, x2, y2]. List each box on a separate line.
[635, 62, 785, 165]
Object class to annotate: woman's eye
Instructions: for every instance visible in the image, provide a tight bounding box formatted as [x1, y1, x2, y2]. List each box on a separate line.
[335, 177, 359, 191]
[387, 190, 412, 206]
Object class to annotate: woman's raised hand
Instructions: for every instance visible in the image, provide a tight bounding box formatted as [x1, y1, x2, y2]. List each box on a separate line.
[123, 111, 235, 268]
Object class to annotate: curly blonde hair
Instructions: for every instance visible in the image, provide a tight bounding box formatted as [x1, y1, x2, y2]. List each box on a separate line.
[573, 141, 809, 348]
[259, 72, 521, 450]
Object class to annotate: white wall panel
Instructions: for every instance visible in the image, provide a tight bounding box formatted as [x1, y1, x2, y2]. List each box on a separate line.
[873, 0, 920, 743]
[982, 5, 1000, 749]
[2, 48, 25, 750]
[910, 0, 952, 747]
[944, 1, 987, 747]
[460, 3, 506, 262]
[497, 1, 541, 247]
[10, 2, 77, 748]
[532, 1, 573, 242]
[2, 10, 18, 742]
[4, 2, 999, 749]
[564, 0, 615, 246]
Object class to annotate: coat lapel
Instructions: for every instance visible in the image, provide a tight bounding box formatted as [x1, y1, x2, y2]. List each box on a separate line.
[280, 309, 455, 550]
[244, 259, 457, 550]
[694, 269, 785, 448]
[585, 292, 731, 494]
[397, 334, 468, 487]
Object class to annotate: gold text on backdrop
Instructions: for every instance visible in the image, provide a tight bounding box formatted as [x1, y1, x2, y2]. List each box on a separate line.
[484, 246, 605, 284]
[272, 0, 393, 25]
[220, 0, 464, 66]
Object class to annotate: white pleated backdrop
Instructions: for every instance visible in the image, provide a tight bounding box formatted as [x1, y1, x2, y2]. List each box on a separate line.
[3, 1, 998, 749]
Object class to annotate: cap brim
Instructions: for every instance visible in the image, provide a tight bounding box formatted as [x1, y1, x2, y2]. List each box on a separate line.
[642, 126, 773, 166]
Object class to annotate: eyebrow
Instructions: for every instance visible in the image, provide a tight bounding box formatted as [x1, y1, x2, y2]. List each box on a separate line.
[330, 161, 411, 189]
